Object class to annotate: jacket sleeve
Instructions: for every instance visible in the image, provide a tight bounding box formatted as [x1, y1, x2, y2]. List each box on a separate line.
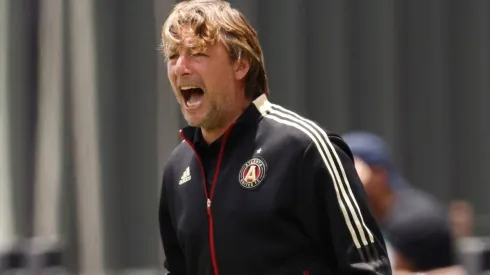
[159, 174, 186, 275]
[297, 134, 392, 274]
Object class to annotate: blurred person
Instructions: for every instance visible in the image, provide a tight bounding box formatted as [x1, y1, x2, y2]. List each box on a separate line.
[448, 200, 474, 239]
[447, 201, 475, 275]
[158, 1, 391, 274]
[343, 131, 464, 274]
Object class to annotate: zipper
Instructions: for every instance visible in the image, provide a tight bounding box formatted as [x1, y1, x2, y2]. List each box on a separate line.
[180, 124, 235, 275]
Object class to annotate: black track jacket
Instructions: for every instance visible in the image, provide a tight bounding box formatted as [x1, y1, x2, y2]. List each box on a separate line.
[159, 95, 391, 275]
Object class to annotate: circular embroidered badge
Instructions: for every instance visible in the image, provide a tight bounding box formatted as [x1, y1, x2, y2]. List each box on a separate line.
[238, 157, 268, 189]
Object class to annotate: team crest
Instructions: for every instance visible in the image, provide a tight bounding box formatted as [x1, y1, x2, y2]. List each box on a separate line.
[238, 157, 268, 189]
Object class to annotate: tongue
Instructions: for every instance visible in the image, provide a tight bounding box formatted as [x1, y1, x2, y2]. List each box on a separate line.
[187, 92, 203, 107]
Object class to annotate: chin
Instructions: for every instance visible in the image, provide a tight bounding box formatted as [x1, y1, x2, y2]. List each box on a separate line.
[186, 121, 203, 127]
[183, 109, 211, 126]
[183, 118, 200, 127]
[183, 115, 205, 127]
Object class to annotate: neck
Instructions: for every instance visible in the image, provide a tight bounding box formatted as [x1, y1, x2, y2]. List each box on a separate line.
[201, 101, 250, 144]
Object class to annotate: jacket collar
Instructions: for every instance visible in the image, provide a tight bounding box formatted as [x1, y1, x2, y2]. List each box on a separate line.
[180, 94, 272, 144]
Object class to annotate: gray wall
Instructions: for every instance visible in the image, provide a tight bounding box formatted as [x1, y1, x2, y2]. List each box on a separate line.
[1, 0, 489, 273]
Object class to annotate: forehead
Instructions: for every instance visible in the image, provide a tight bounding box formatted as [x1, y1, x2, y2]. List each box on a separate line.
[171, 36, 229, 57]
[167, 31, 214, 53]
[162, 19, 231, 61]
[165, 28, 203, 49]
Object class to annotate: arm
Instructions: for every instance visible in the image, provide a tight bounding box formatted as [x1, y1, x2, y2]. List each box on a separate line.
[298, 135, 392, 274]
[159, 175, 186, 275]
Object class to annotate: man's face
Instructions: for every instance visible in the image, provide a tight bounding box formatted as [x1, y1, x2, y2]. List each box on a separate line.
[167, 36, 242, 130]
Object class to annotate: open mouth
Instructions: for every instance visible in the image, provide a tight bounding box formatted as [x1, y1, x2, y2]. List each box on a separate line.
[180, 86, 204, 109]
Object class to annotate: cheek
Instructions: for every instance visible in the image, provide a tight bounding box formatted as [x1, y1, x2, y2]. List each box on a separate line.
[167, 71, 178, 93]
[200, 66, 236, 102]
[167, 64, 176, 81]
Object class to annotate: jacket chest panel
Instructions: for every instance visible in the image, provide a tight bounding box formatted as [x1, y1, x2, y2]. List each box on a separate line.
[171, 139, 304, 241]
[210, 143, 302, 224]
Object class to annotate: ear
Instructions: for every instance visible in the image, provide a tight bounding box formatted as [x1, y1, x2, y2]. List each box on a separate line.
[234, 57, 250, 81]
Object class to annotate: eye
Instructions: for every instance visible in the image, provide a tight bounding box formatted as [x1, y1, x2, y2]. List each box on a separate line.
[192, 52, 207, 57]
[168, 54, 179, 60]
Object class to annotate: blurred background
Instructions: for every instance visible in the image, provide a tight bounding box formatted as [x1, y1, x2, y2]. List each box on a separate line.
[1, 0, 489, 274]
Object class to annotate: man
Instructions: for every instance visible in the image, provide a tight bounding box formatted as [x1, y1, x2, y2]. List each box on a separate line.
[342, 131, 466, 275]
[159, 1, 391, 274]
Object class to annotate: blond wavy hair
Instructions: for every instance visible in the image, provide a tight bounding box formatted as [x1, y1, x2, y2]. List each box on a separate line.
[161, 0, 269, 99]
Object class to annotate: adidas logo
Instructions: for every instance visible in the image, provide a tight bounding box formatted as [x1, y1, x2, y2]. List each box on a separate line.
[179, 167, 191, 185]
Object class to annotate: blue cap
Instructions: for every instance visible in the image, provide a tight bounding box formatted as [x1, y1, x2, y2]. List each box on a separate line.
[342, 131, 406, 189]
[342, 131, 392, 168]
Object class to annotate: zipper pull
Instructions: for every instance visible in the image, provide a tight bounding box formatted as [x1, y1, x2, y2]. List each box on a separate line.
[207, 199, 211, 208]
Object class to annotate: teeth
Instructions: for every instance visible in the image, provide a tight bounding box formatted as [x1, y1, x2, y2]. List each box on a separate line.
[186, 100, 199, 107]
[180, 85, 200, 90]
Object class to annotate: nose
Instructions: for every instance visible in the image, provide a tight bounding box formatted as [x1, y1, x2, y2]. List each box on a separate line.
[173, 54, 191, 77]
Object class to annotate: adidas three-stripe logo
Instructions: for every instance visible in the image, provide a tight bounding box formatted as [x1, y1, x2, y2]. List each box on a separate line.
[179, 167, 191, 185]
